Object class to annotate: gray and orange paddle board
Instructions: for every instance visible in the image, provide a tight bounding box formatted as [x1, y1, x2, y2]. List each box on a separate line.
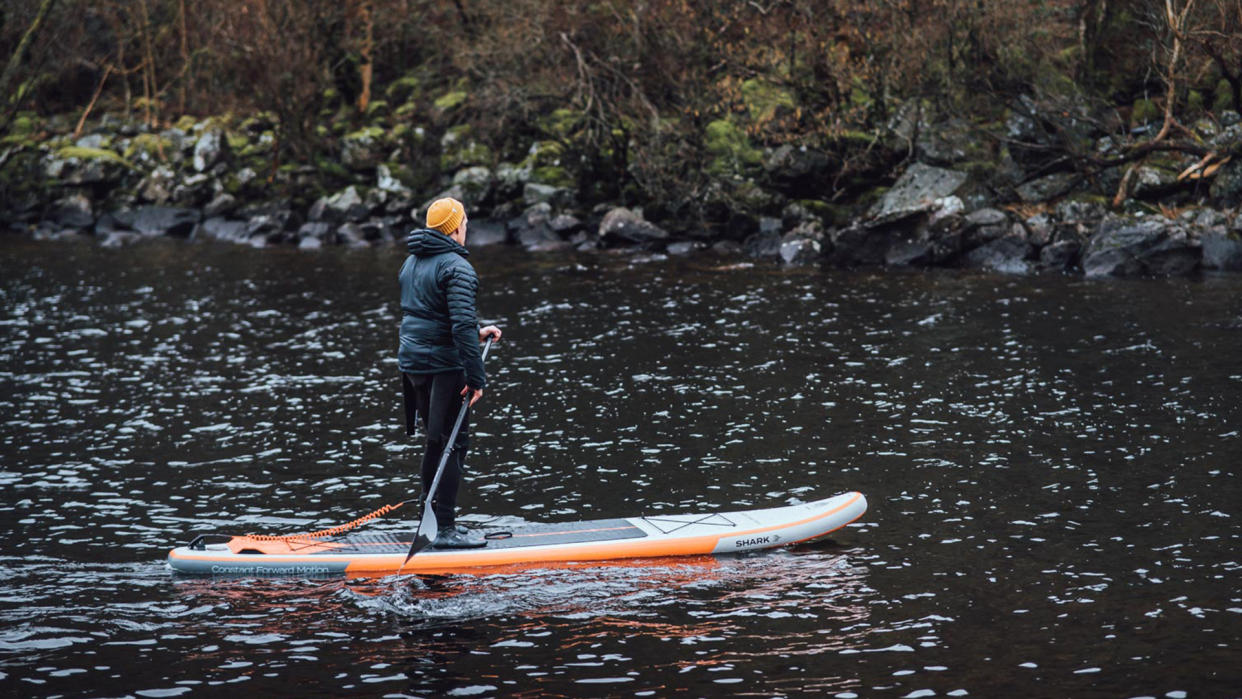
[166, 491, 867, 576]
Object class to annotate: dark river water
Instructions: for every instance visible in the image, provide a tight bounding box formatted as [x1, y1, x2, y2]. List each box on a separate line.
[1, 235, 1239, 698]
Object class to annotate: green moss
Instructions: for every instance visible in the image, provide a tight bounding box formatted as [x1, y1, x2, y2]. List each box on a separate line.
[523, 140, 564, 168]
[440, 125, 492, 170]
[124, 133, 171, 159]
[741, 79, 794, 124]
[386, 75, 420, 102]
[538, 108, 581, 139]
[174, 115, 198, 131]
[1187, 89, 1205, 115]
[1213, 78, 1235, 112]
[434, 91, 468, 111]
[394, 102, 420, 119]
[10, 113, 38, 135]
[531, 165, 573, 188]
[834, 129, 878, 146]
[1131, 98, 1160, 127]
[56, 146, 133, 169]
[226, 132, 249, 151]
[365, 99, 389, 118]
[315, 157, 350, 179]
[345, 125, 385, 142]
[704, 119, 761, 175]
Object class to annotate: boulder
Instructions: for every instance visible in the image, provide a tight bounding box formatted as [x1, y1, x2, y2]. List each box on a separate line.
[764, 144, 832, 194]
[830, 224, 896, 266]
[667, 241, 705, 256]
[468, 219, 508, 246]
[1201, 229, 1242, 271]
[192, 130, 227, 172]
[341, 126, 386, 170]
[1039, 240, 1082, 271]
[509, 203, 562, 250]
[780, 238, 821, 265]
[1082, 218, 1201, 278]
[49, 193, 94, 229]
[549, 214, 583, 235]
[376, 164, 413, 195]
[138, 166, 175, 203]
[523, 182, 572, 209]
[598, 207, 668, 247]
[1016, 172, 1078, 203]
[743, 230, 781, 258]
[202, 192, 237, 218]
[246, 209, 294, 243]
[171, 173, 214, 207]
[297, 222, 335, 246]
[453, 166, 494, 205]
[113, 206, 201, 237]
[197, 217, 250, 244]
[1209, 159, 1242, 207]
[868, 163, 968, 222]
[309, 186, 369, 223]
[962, 236, 1034, 275]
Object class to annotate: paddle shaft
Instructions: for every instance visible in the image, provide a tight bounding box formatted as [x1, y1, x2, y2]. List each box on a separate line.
[422, 337, 490, 510]
[402, 336, 493, 566]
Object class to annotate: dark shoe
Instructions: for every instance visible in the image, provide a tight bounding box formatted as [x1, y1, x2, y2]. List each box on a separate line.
[433, 525, 487, 549]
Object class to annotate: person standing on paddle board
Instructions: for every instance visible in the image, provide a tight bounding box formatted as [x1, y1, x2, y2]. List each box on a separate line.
[399, 197, 501, 549]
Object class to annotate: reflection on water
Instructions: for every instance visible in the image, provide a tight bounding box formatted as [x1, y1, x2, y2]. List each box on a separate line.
[1, 236, 1240, 696]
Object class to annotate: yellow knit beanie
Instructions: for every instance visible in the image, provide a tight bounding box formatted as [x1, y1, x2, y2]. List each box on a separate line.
[426, 197, 465, 235]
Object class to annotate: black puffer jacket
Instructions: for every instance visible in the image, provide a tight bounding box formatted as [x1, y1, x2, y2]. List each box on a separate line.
[397, 229, 485, 389]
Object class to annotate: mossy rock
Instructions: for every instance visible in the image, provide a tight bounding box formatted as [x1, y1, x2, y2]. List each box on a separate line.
[704, 119, 761, 175]
[522, 140, 565, 169]
[1131, 98, 1160, 127]
[1185, 90, 1204, 115]
[440, 124, 492, 170]
[741, 79, 795, 124]
[315, 157, 351, 180]
[1213, 78, 1235, 113]
[345, 125, 385, 142]
[386, 75, 421, 102]
[9, 113, 38, 135]
[226, 132, 250, 152]
[434, 91, 468, 111]
[56, 146, 133, 169]
[531, 165, 573, 188]
[537, 108, 581, 140]
[123, 133, 172, 160]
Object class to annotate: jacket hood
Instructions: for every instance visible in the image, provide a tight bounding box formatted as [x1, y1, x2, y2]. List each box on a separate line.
[407, 228, 469, 257]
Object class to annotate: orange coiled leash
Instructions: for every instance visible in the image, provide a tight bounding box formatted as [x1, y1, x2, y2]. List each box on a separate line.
[247, 501, 409, 542]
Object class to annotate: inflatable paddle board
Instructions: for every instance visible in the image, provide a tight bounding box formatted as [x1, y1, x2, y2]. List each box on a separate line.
[167, 491, 867, 576]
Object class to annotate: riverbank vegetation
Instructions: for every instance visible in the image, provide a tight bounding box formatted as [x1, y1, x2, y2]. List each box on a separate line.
[2, 1, 1241, 273]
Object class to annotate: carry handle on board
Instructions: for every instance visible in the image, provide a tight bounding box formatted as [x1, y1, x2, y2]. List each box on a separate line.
[401, 335, 495, 569]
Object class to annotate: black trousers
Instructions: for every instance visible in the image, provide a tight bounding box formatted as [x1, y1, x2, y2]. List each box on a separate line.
[401, 370, 470, 526]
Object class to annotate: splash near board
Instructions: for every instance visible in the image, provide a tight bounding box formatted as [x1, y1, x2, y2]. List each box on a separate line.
[166, 491, 867, 577]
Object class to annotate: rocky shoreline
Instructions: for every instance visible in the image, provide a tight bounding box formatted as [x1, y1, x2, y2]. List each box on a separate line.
[4, 110, 1242, 277]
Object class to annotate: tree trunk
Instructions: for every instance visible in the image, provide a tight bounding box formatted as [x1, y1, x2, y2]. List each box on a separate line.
[0, 0, 58, 119]
[357, 0, 373, 113]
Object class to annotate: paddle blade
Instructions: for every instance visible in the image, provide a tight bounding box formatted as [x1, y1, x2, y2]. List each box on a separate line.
[401, 504, 438, 567]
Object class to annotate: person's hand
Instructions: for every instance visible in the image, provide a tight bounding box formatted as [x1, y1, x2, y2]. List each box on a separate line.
[461, 386, 483, 406]
[479, 325, 502, 343]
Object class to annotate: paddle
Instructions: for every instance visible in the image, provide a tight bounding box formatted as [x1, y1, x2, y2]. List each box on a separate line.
[400, 335, 494, 569]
